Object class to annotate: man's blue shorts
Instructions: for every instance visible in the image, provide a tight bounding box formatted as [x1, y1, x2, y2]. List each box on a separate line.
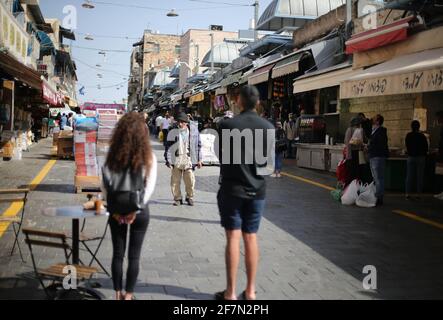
[217, 191, 265, 234]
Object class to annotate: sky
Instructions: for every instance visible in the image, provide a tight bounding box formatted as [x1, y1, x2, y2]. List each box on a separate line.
[39, 0, 274, 104]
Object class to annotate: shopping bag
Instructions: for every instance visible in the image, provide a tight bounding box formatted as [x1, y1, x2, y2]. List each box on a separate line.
[341, 179, 360, 205]
[331, 188, 343, 202]
[158, 130, 164, 142]
[356, 182, 377, 208]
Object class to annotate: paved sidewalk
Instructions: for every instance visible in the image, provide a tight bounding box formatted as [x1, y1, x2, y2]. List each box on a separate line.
[0, 138, 443, 299]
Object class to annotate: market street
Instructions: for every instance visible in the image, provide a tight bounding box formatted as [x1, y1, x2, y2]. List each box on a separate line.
[1, 138, 443, 300]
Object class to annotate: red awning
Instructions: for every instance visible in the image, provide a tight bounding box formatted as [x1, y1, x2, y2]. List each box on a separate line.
[346, 16, 417, 55]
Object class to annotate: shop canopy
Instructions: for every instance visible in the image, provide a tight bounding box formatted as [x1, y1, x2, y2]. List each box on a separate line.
[293, 61, 355, 94]
[340, 48, 443, 99]
[0, 52, 42, 90]
[221, 71, 244, 87]
[257, 0, 345, 31]
[239, 34, 293, 58]
[248, 63, 276, 86]
[271, 51, 306, 79]
[36, 30, 55, 56]
[345, 16, 417, 55]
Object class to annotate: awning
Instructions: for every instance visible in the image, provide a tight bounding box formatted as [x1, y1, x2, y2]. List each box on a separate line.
[0, 52, 42, 90]
[293, 62, 355, 94]
[271, 52, 305, 79]
[340, 48, 443, 99]
[215, 87, 227, 95]
[171, 93, 183, 103]
[345, 16, 416, 55]
[189, 92, 205, 105]
[36, 30, 55, 55]
[248, 63, 275, 86]
[59, 26, 75, 40]
[183, 91, 193, 99]
[221, 71, 243, 87]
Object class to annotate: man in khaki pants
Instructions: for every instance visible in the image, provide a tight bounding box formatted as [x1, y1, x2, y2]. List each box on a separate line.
[166, 112, 202, 206]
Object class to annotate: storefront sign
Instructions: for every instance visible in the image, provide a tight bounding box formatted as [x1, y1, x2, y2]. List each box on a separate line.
[42, 82, 63, 106]
[341, 67, 443, 99]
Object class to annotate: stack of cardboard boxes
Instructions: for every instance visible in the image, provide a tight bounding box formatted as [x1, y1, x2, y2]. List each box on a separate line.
[96, 109, 119, 170]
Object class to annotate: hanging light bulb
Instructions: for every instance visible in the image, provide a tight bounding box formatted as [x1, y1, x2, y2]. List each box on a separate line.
[82, 1, 95, 9]
[167, 9, 178, 17]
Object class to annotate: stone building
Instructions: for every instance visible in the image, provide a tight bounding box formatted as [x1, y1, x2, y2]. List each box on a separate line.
[179, 29, 238, 88]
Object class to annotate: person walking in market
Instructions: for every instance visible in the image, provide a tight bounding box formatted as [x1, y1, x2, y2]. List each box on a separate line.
[216, 85, 275, 300]
[283, 113, 297, 158]
[272, 121, 286, 178]
[165, 112, 202, 206]
[405, 120, 429, 200]
[368, 114, 390, 206]
[102, 112, 158, 300]
[155, 113, 163, 138]
[344, 117, 365, 186]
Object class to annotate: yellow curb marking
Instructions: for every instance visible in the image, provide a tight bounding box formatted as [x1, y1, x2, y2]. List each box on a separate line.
[392, 210, 443, 231]
[281, 171, 442, 231]
[0, 159, 57, 237]
[280, 172, 335, 191]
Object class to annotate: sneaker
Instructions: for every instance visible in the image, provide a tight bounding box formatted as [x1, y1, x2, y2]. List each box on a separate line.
[173, 200, 183, 206]
[186, 198, 194, 206]
[270, 173, 277, 178]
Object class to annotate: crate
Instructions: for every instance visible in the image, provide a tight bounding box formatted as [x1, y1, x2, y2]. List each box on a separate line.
[57, 137, 74, 159]
[74, 175, 101, 194]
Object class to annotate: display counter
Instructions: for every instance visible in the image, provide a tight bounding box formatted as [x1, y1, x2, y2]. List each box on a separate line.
[295, 143, 345, 172]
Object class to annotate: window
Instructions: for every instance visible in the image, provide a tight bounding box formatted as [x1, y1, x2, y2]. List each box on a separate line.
[153, 43, 160, 54]
[175, 45, 181, 54]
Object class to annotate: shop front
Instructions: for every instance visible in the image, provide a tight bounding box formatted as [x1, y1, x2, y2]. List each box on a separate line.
[340, 47, 443, 192]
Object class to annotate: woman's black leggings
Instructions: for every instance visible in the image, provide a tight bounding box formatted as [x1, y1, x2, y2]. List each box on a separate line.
[108, 207, 150, 293]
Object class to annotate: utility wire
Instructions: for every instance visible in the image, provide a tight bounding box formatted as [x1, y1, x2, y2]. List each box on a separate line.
[89, 0, 251, 11]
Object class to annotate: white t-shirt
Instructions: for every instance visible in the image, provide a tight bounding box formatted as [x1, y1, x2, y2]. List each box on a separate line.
[162, 118, 170, 130]
[155, 116, 163, 127]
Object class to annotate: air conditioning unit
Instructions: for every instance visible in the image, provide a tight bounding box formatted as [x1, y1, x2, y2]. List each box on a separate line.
[210, 25, 223, 31]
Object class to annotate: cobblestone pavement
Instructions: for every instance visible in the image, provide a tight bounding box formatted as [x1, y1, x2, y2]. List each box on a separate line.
[0, 137, 443, 300]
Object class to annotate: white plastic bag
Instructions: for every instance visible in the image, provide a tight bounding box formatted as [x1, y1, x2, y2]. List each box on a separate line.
[356, 182, 377, 208]
[341, 179, 360, 205]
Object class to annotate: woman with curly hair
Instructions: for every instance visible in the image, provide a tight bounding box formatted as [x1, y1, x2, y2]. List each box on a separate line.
[102, 112, 157, 300]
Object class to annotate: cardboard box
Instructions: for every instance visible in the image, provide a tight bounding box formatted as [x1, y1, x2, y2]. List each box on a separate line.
[53, 132, 59, 146]
[57, 137, 74, 157]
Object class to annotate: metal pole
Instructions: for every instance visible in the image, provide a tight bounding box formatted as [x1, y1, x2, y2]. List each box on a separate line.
[254, 0, 259, 41]
[210, 33, 214, 74]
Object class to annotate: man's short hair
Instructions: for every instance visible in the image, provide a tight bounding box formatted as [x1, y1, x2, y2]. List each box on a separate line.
[375, 114, 384, 126]
[239, 85, 260, 111]
[411, 120, 420, 131]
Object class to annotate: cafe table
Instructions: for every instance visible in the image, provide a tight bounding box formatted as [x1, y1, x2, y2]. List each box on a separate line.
[42, 206, 108, 266]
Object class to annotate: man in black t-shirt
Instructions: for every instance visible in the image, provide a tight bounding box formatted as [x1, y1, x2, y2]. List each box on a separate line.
[215, 86, 274, 301]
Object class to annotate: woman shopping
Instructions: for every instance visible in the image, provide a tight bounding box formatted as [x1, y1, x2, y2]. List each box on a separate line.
[102, 112, 157, 300]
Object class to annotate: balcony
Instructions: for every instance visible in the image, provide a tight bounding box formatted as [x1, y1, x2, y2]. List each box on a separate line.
[0, 1, 31, 66]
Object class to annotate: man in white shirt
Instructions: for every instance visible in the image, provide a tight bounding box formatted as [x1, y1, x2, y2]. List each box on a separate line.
[155, 114, 163, 137]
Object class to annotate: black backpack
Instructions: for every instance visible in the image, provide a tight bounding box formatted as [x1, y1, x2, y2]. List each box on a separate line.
[102, 167, 145, 215]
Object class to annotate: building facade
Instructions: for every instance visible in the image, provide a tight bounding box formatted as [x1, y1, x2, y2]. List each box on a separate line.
[179, 29, 238, 88]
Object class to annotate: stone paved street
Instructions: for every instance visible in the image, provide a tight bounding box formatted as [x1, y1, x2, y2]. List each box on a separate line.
[1, 137, 443, 300]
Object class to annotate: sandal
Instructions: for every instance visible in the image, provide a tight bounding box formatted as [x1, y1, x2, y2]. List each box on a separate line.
[240, 291, 257, 301]
[214, 291, 228, 301]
